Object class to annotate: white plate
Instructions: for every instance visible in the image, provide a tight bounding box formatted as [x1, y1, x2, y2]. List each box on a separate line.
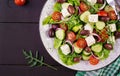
[39, 0, 120, 71]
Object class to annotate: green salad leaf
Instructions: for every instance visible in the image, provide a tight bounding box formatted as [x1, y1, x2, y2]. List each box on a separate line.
[42, 15, 52, 25]
[53, 2, 62, 12]
[68, 0, 80, 6]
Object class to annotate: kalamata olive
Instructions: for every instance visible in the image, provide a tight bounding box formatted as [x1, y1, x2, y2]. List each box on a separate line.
[67, 5, 75, 14]
[115, 31, 120, 38]
[48, 28, 55, 38]
[100, 16, 110, 22]
[52, 24, 59, 30]
[80, 30, 90, 36]
[73, 57, 81, 62]
[97, 0, 104, 4]
[75, 6, 82, 15]
[57, 0, 66, 3]
[85, 47, 91, 53]
[104, 43, 113, 50]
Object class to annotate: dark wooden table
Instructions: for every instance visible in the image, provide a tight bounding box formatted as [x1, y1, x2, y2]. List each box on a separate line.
[0, 0, 76, 76]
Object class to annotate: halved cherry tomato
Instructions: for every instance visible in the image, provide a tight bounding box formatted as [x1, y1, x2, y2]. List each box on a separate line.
[67, 32, 76, 42]
[59, 23, 68, 31]
[97, 11, 108, 16]
[52, 11, 62, 21]
[76, 38, 87, 48]
[14, 0, 26, 6]
[89, 55, 99, 65]
[108, 11, 117, 20]
[80, 2, 89, 12]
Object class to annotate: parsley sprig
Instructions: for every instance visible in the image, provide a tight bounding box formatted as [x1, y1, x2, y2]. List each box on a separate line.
[23, 50, 57, 70]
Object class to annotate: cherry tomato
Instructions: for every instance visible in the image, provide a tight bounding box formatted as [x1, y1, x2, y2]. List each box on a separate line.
[67, 32, 76, 42]
[76, 38, 87, 48]
[108, 11, 117, 20]
[14, 0, 26, 6]
[52, 11, 62, 21]
[80, 2, 89, 12]
[59, 23, 68, 31]
[97, 11, 108, 16]
[89, 55, 99, 65]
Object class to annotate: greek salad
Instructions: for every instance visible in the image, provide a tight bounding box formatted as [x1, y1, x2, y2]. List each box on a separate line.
[42, 0, 120, 65]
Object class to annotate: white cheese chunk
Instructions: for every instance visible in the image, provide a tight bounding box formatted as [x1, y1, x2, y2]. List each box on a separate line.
[60, 44, 71, 55]
[84, 23, 93, 33]
[85, 35, 96, 46]
[87, 0, 97, 5]
[62, 3, 72, 9]
[61, 8, 71, 18]
[89, 14, 98, 22]
[108, 24, 116, 32]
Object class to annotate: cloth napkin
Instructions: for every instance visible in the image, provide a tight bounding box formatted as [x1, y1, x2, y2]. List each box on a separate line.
[76, 56, 120, 76]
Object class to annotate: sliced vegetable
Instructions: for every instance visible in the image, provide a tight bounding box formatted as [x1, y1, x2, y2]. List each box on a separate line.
[80, 11, 91, 23]
[76, 38, 87, 48]
[52, 11, 62, 21]
[83, 50, 91, 56]
[82, 54, 91, 60]
[89, 55, 99, 65]
[108, 11, 117, 20]
[55, 28, 65, 40]
[67, 31, 76, 42]
[72, 25, 82, 33]
[80, 2, 89, 12]
[97, 11, 108, 16]
[96, 21, 105, 30]
[54, 38, 62, 49]
[91, 43, 103, 53]
[74, 44, 83, 54]
[104, 5, 114, 12]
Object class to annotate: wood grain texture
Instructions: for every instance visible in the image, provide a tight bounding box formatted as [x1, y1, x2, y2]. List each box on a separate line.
[0, 0, 45, 22]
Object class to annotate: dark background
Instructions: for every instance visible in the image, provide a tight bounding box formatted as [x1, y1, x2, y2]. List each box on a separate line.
[0, 0, 76, 76]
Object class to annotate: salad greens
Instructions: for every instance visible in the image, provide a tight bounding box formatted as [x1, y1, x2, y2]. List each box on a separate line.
[42, 0, 120, 65]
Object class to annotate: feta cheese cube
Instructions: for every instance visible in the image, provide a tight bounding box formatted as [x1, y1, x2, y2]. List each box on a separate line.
[108, 24, 116, 32]
[62, 3, 72, 9]
[89, 14, 98, 22]
[60, 44, 71, 55]
[61, 8, 71, 18]
[84, 23, 93, 33]
[85, 35, 96, 46]
[87, 0, 97, 5]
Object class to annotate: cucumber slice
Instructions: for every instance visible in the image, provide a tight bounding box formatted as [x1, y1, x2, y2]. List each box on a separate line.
[74, 46, 83, 54]
[83, 50, 91, 56]
[82, 54, 91, 60]
[54, 38, 62, 49]
[94, 52, 104, 59]
[104, 5, 113, 12]
[96, 21, 105, 30]
[91, 43, 103, 53]
[80, 11, 91, 23]
[55, 29, 65, 40]
[72, 25, 82, 33]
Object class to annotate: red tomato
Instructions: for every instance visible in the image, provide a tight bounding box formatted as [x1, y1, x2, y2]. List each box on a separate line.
[89, 55, 99, 65]
[97, 11, 108, 16]
[76, 38, 87, 48]
[80, 2, 89, 12]
[108, 11, 117, 20]
[67, 32, 76, 42]
[14, 0, 26, 6]
[52, 11, 62, 21]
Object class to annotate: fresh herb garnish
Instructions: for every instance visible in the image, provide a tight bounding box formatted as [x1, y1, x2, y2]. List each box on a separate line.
[23, 50, 57, 70]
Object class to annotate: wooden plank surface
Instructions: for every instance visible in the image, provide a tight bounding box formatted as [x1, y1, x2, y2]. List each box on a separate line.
[0, 0, 45, 22]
